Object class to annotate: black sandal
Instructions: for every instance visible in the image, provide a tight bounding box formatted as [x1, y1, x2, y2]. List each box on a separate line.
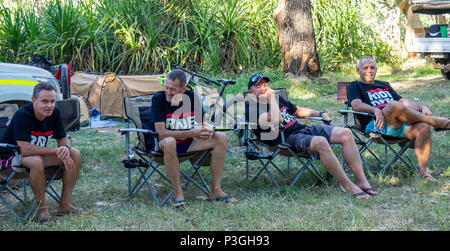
[362, 188, 377, 196]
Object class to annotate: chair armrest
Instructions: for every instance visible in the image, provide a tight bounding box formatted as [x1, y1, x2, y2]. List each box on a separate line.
[119, 128, 160, 152]
[338, 110, 375, 118]
[304, 116, 332, 125]
[0, 143, 20, 151]
[118, 128, 158, 136]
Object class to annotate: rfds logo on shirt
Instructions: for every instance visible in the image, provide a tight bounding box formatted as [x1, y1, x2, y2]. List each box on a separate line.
[367, 88, 394, 108]
[280, 107, 296, 129]
[166, 112, 195, 130]
[30, 131, 53, 147]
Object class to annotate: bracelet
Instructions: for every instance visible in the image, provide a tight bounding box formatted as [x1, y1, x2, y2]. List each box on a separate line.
[64, 144, 72, 150]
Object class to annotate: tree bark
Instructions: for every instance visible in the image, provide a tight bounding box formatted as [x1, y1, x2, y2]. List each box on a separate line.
[273, 0, 321, 77]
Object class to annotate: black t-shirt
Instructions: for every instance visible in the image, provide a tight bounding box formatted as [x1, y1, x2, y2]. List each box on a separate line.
[347, 80, 402, 130]
[245, 95, 305, 146]
[145, 90, 203, 149]
[0, 103, 66, 156]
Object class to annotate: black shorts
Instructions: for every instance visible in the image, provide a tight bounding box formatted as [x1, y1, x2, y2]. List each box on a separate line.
[286, 125, 334, 153]
[1, 155, 14, 171]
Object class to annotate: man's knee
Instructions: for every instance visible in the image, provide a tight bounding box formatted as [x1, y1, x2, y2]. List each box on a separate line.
[213, 132, 227, 146]
[387, 100, 403, 109]
[409, 122, 431, 138]
[160, 137, 177, 153]
[22, 155, 44, 172]
[70, 147, 81, 161]
[333, 127, 353, 143]
[310, 136, 331, 153]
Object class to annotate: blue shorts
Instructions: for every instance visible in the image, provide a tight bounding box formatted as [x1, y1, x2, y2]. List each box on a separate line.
[365, 120, 409, 138]
[149, 138, 193, 154]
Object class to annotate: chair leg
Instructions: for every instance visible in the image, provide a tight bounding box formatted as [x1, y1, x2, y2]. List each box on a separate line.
[375, 138, 415, 177]
[288, 162, 310, 189]
[0, 194, 23, 223]
[247, 157, 282, 189]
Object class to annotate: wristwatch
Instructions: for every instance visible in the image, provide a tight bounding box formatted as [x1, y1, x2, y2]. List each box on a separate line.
[318, 111, 325, 117]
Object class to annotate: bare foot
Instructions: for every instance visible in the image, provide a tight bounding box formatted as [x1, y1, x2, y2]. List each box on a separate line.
[434, 117, 450, 130]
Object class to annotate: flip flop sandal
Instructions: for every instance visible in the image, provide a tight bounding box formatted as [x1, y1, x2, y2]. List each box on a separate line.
[35, 216, 56, 226]
[207, 195, 239, 204]
[362, 188, 377, 196]
[351, 192, 372, 199]
[172, 200, 186, 208]
[419, 175, 438, 182]
[56, 207, 87, 217]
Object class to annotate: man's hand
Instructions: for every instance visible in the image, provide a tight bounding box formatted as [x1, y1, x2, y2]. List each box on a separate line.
[193, 126, 213, 139]
[62, 156, 75, 171]
[373, 108, 385, 129]
[56, 146, 71, 161]
[421, 105, 432, 116]
[56, 146, 74, 170]
[258, 88, 276, 104]
[320, 112, 333, 125]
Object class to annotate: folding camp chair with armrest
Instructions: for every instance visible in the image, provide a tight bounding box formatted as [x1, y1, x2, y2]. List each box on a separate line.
[119, 94, 213, 206]
[337, 82, 417, 177]
[242, 88, 331, 189]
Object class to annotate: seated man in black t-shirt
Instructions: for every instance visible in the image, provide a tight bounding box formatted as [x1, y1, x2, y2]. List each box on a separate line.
[246, 74, 376, 199]
[149, 69, 237, 207]
[348, 56, 450, 182]
[0, 83, 84, 224]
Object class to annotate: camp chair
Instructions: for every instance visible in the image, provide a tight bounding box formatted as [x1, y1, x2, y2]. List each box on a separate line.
[119, 94, 213, 205]
[0, 104, 64, 223]
[337, 82, 417, 177]
[242, 88, 330, 189]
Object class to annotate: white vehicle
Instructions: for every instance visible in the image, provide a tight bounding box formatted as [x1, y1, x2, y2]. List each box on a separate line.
[407, 0, 450, 80]
[0, 62, 80, 130]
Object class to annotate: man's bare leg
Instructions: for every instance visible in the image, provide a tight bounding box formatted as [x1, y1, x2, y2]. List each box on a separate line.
[20, 155, 50, 219]
[55, 148, 83, 213]
[382, 101, 449, 129]
[188, 132, 237, 202]
[329, 127, 376, 195]
[404, 122, 436, 181]
[382, 102, 438, 181]
[309, 136, 371, 199]
[159, 137, 184, 203]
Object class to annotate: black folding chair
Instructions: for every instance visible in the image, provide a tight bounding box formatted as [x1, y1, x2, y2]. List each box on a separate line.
[242, 88, 330, 189]
[119, 95, 213, 205]
[0, 104, 64, 223]
[337, 82, 417, 177]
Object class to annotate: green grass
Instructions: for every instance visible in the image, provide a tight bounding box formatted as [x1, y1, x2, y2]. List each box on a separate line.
[1, 63, 449, 230]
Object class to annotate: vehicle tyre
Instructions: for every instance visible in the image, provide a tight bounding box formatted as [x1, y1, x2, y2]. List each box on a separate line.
[442, 70, 450, 80]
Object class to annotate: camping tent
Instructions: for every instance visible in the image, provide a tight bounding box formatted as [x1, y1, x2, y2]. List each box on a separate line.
[70, 72, 164, 118]
[71, 71, 221, 118]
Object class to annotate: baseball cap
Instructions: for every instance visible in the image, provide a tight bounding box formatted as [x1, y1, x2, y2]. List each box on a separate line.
[248, 74, 270, 90]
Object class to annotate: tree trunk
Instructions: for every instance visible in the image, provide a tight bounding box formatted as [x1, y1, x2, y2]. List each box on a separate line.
[273, 0, 321, 77]
[33, 0, 44, 16]
[376, 1, 402, 56]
